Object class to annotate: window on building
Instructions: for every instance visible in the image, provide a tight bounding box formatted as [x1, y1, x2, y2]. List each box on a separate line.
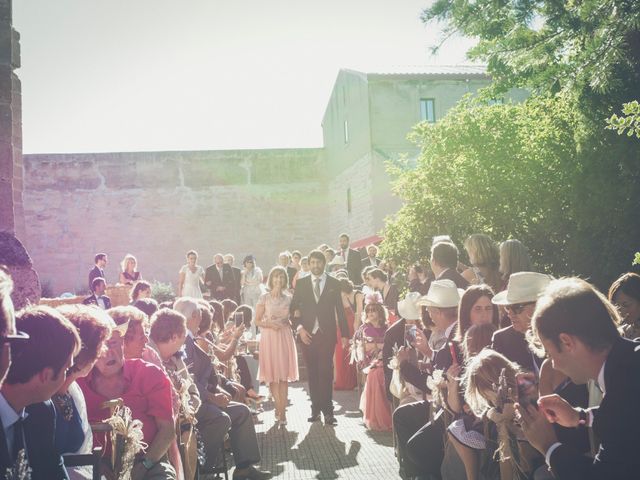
[344, 120, 349, 144]
[420, 98, 435, 123]
[347, 188, 352, 214]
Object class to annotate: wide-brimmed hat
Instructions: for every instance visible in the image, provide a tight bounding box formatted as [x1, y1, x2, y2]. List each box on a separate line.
[492, 271, 552, 305]
[417, 280, 464, 308]
[397, 292, 423, 320]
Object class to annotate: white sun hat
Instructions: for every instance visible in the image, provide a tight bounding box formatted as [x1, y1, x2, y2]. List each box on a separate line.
[397, 292, 423, 320]
[417, 279, 464, 308]
[492, 271, 553, 306]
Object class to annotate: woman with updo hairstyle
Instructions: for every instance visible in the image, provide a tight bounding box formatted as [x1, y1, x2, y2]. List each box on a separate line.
[608, 272, 640, 339]
[53, 305, 112, 471]
[221, 299, 238, 326]
[333, 277, 360, 390]
[119, 253, 141, 285]
[178, 249, 205, 298]
[463, 234, 503, 293]
[130, 280, 152, 304]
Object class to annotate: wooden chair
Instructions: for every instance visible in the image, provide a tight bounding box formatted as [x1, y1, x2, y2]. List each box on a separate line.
[63, 446, 103, 480]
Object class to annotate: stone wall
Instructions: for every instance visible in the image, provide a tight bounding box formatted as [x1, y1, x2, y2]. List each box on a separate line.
[0, 0, 24, 240]
[23, 149, 334, 294]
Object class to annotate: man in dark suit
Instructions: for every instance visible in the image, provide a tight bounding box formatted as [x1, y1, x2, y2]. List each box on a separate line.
[0, 305, 80, 479]
[82, 277, 112, 310]
[174, 298, 270, 480]
[517, 277, 640, 480]
[430, 241, 470, 289]
[88, 253, 107, 290]
[291, 250, 350, 425]
[491, 271, 551, 372]
[393, 280, 462, 479]
[361, 244, 381, 270]
[277, 252, 298, 290]
[205, 253, 235, 301]
[338, 234, 363, 285]
[382, 292, 426, 401]
[224, 254, 242, 304]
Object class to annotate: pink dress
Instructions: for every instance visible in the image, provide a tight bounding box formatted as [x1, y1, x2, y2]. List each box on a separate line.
[257, 292, 299, 383]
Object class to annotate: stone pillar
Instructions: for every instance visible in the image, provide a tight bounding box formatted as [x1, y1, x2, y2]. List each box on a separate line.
[0, 0, 23, 239]
[0, 1, 40, 308]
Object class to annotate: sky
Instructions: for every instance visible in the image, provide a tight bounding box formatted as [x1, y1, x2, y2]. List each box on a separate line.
[13, 0, 476, 154]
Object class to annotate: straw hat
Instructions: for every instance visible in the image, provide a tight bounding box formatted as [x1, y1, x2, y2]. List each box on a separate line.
[417, 280, 464, 308]
[492, 271, 552, 305]
[397, 292, 423, 320]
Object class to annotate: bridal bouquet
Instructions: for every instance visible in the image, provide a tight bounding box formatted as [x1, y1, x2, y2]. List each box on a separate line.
[4, 450, 31, 480]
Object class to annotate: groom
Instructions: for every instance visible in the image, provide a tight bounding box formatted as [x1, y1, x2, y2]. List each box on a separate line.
[291, 250, 349, 425]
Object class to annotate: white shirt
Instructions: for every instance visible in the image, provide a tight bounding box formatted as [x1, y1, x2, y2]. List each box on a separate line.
[96, 295, 106, 310]
[0, 392, 27, 459]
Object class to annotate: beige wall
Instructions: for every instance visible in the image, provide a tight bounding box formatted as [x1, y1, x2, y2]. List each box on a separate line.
[24, 149, 329, 294]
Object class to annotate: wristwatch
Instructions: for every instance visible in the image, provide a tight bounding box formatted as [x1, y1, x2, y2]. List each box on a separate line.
[142, 458, 156, 470]
[577, 408, 588, 426]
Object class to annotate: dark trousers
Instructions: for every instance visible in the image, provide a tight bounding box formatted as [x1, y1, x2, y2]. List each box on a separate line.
[393, 400, 430, 478]
[300, 329, 336, 417]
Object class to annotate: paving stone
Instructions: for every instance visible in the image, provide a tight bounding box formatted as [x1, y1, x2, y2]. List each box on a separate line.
[252, 382, 398, 479]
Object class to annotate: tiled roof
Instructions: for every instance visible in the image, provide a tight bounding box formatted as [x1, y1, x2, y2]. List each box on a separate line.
[344, 65, 488, 78]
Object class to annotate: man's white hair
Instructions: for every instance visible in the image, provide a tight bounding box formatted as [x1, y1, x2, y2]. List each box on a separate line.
[173, 297, 199, 321]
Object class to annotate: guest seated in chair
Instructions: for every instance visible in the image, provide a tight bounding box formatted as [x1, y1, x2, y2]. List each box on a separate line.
[78, 313, 177, 479]
[173, 297, 271, 480]
[0, 305, 80, 480]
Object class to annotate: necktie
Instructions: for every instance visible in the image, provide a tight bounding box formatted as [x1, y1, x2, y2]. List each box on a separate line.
[313, 278, 321, 302]
[12, 417, 24, 461]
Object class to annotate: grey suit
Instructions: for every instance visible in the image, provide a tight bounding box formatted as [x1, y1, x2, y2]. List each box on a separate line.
[184, 335, 260, 470]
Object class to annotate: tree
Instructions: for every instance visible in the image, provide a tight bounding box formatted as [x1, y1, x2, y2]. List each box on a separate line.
[423, 0, 640, 97]
[607, 100, 640, 138]
[381, 94, 640, 289]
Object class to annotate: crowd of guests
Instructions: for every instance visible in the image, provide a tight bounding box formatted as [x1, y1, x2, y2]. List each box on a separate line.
[1, 230, 639, 480]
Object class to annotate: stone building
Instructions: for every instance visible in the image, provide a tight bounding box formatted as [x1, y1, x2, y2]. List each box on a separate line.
[22, 66, 527, 294]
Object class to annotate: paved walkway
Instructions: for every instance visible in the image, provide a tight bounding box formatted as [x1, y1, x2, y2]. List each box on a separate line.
[252, 382, 399, 479]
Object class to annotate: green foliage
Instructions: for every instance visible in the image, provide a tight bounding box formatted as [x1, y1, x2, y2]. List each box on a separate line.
[382, 94, 640, 288]
[634, 252, 640, 266]
[607, 101, 640, 138]
[423, 0, 640, 96]
[151, 280, 175, 303]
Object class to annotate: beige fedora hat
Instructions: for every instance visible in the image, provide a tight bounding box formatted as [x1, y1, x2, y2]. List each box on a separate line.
[417, 279, 464, 308]
[398, 291, 423, 320]
[492, 271, 552, 305]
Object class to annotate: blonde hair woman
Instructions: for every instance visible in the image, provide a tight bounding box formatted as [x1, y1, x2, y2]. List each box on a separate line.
[119, 253, 141, 285]
[463, 234, 503, 293]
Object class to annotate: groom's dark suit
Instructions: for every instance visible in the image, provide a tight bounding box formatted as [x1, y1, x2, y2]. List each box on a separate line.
[0, 400, 68, 480]
[291, 273, 349, 418]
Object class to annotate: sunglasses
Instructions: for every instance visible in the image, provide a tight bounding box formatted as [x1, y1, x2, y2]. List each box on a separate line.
[505, 302, 535, 315]
[0, 331, 30, 345]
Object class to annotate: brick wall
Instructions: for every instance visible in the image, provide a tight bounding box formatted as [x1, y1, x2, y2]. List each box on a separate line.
[23, 149, 334, 294]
